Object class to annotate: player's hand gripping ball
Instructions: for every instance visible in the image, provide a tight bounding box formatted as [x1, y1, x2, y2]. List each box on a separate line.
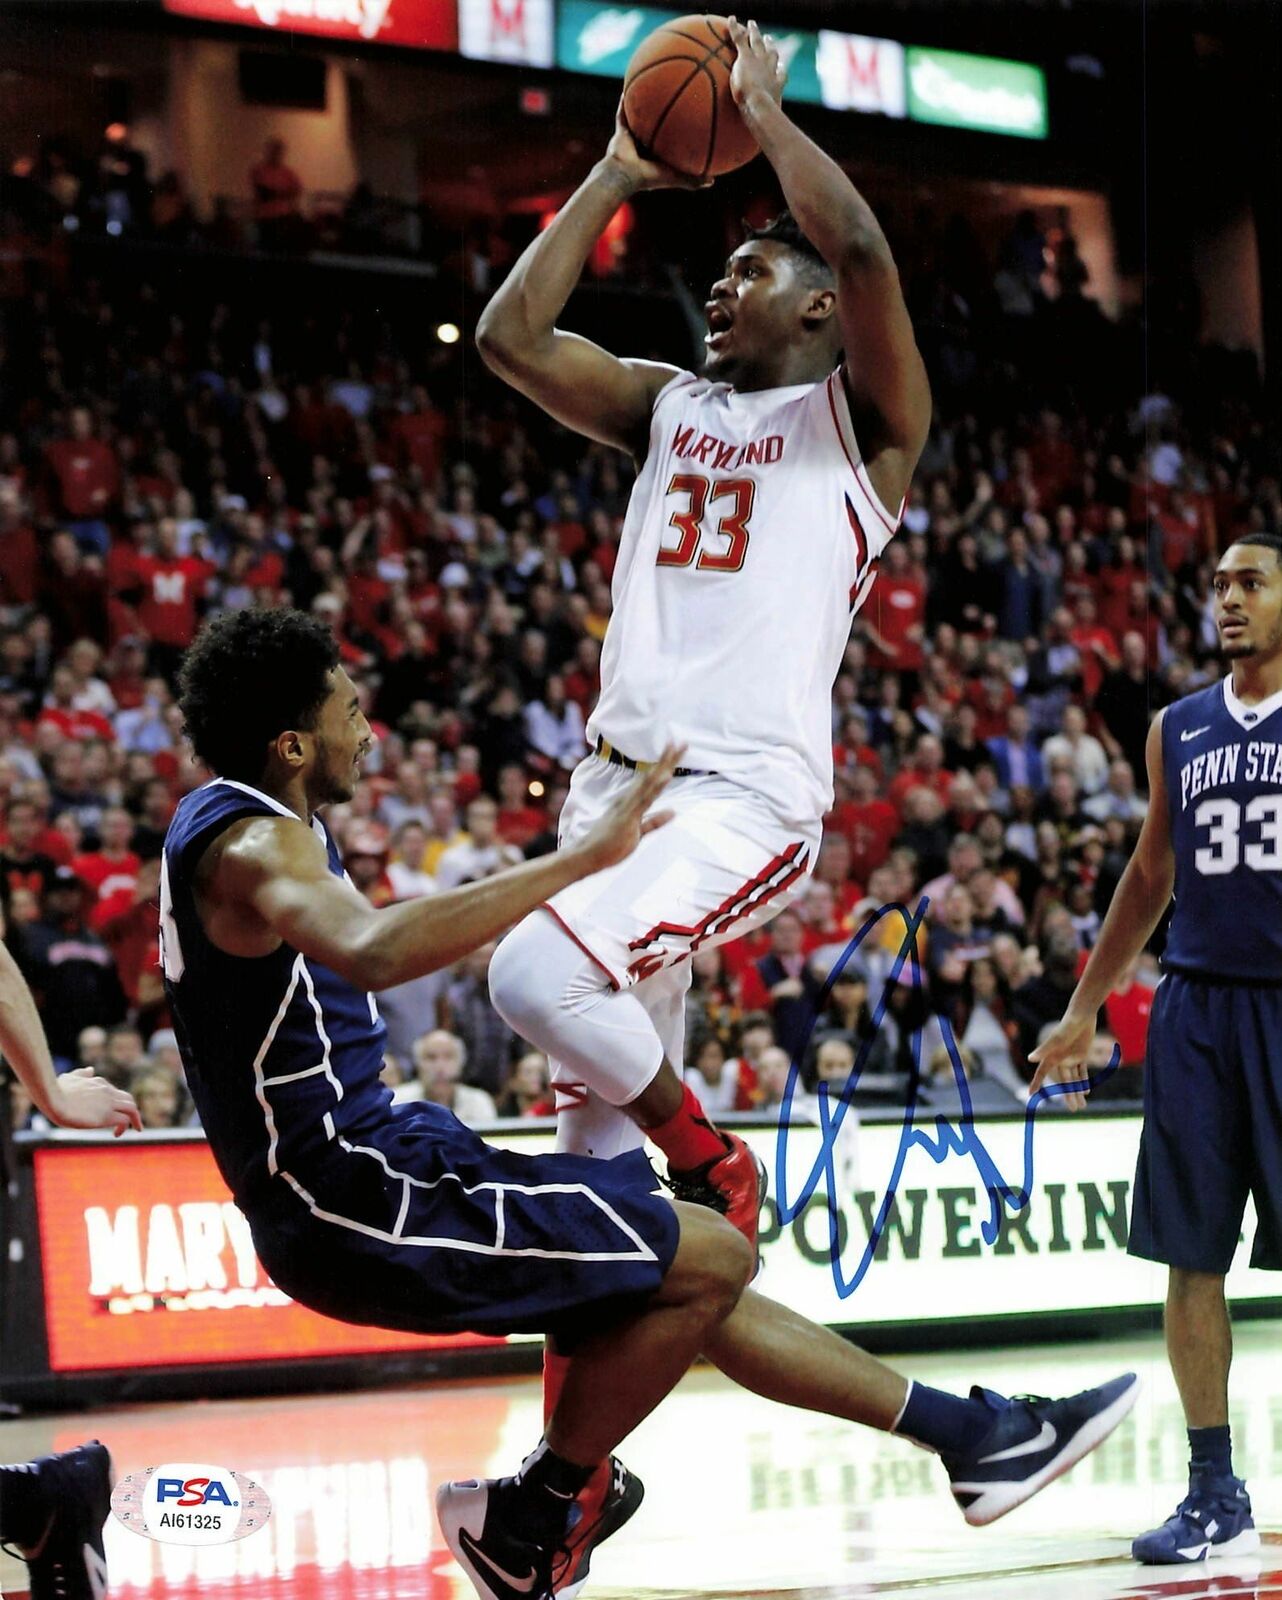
[622, 14, 786, 182]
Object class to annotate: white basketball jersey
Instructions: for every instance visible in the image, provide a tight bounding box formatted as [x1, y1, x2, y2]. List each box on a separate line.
[588, 368, 900, 826]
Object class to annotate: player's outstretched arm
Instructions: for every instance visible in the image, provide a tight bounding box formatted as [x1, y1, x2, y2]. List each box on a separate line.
[728, 18, 931, 510]
[475, 108, 700, 455]
[227, 748, 683, 991]
[0, 938, 141, 1136]
[1029, 712, 1174, 1109]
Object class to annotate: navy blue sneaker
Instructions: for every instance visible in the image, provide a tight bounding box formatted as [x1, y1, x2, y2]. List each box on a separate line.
[552, 1457, 643, 1599]
[0, 1440, 112, 1599]
[943, 1372, 1139, 1526]
[1132, 1473, 1260, 1563]
[438, 1475, 561, 1600]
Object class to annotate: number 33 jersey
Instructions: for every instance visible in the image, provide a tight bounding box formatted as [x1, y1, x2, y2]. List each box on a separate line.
[589, 368, 901, 827]
[1162, 674, 1282, 980]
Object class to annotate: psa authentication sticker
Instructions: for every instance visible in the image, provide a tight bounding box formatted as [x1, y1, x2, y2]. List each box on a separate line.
[111, 1462, 272, 1546]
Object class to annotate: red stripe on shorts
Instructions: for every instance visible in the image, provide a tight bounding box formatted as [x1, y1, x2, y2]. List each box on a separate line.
[539, 902, 622, 991]
[627, 840, 811, 959]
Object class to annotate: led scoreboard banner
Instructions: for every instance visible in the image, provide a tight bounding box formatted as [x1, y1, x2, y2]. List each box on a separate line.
[161, 0, 461, 49]
[160, 0, 1048, 140]
[31, 1140, 500, 1372]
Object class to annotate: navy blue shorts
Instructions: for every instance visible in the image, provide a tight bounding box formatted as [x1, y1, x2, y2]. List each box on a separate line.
[243, 1101, 680, 1345]
[1129, 974, 1282, 1274]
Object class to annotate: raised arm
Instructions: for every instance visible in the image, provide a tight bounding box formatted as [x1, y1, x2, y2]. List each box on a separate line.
[211, 750, 683, 992]
[0, 938, 140, 1135]
[1028, 711, 1174, 1108]
[729, 19, 931, 512]
[475, 110, 703, 456]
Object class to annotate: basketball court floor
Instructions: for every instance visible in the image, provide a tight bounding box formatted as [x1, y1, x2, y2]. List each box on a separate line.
[1, 1322, 1278, 1599]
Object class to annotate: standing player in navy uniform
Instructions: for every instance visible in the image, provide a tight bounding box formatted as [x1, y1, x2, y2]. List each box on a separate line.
[135, 605, 1137, 1600]
[1032, 533, 1282, 1564]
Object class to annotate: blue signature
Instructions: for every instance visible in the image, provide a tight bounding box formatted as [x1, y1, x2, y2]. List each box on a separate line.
[773, 897, 1120, 1299]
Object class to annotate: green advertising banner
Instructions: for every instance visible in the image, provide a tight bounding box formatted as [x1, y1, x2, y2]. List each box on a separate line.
[905, 46, 1048, 139]
[556, 3, 672, 77]
[554, 7, 1046, 139]
[555, 2, 822, 104]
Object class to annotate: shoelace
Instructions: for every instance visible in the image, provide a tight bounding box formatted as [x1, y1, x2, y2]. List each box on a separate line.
[1174, 1492, 1240, 1521]
[661, 1168, 729, 1212]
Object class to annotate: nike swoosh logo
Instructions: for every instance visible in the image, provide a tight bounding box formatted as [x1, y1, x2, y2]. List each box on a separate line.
[1175, 1541, 1210, 1560]
[458, 1528, 540, 1596]
[1181, 726, 1211, 742]
[977, 1419, 1056, 1464]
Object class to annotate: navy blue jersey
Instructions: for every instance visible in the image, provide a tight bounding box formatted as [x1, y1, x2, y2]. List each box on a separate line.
[161, 779, 391, 1204]
[1163, 676, 1282, 981]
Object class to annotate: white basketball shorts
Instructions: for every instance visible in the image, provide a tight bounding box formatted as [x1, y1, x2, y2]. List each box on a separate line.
[543, 751, 821, 991]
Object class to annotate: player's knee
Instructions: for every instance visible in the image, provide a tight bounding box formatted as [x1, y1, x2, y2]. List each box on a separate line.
[488, 918, 551, 1033]
[665, 1205, 753, 1317]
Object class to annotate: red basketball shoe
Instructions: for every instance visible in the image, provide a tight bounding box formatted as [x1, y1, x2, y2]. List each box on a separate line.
[664, 1133, 767, 1259]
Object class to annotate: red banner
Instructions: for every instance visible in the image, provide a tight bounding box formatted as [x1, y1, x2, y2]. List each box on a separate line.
[34, 1143, 498, 1371]
[162, 0, 458, 52]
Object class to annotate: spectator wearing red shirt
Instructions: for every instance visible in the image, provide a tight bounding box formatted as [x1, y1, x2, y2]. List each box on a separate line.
[135, 521, 215, 676]
[391, 385, 448, 480]
[562, 637, 601, 717]
[0, 482, 38, 607]
[832, 706, 883, 782]
[39, 531, 108, 651]
[495, 763, 545, 849]
[810, 830, 866, 934]
[36, 665, 114, 744]
[1068, 594, 1120, 702]
[75, 806, 140, 905]
[862, 540, 926, 681]
[796, 879, 849, 954]
[250, 137, 303, 251]
[888, 732, 955, 818]
[1028, 410, 1078, 505]
[1058, 536, 1098, 614]
[583, 508, 619, 583]
[44, 406, 119, 556]
[1071, 951, 1155, 1067]
[1096, 528, 1147, 639]
[550, 494, 588, 562]
[1155, 487, 1209, 575]
[826, 763, 900, 883]
[94, 854, 163, 1018]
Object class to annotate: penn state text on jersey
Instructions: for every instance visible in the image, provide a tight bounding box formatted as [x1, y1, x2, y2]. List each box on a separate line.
[1162, 675, 1282, 982]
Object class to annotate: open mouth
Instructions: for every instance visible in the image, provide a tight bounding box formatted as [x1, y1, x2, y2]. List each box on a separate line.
[704, 301, 734, 348]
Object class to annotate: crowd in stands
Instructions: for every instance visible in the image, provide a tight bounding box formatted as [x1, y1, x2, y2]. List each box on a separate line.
[2, 126, 505, 271]
[1, 157, 1276, 1141]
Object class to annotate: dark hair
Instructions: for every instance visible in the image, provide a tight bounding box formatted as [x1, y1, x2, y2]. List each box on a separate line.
[742, 210, 834, 288]
[1225, 532, 1282, 567]
[179, 608, 340, 781]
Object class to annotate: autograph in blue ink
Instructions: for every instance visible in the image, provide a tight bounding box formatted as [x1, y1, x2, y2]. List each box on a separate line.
[774, 897, 1120, 1298]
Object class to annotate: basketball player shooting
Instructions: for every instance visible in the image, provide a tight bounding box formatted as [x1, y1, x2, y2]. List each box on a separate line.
[477, 15, 934, 1580]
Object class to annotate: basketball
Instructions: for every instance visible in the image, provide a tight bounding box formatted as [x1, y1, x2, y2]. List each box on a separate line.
[622, 14, 759, 181]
